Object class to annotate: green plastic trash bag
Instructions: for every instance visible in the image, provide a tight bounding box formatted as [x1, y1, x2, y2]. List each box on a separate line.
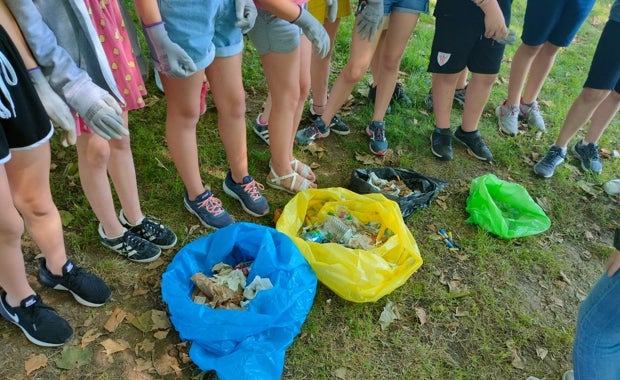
[465, 174, 551, 239]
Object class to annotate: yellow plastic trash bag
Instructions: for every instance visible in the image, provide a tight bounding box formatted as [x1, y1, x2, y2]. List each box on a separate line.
[276, 187, 423, 303]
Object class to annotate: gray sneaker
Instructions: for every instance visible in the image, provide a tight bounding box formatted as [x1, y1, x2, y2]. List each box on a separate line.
[252, 114, 270, 145]
[533, 146, 566, 178]
[496, 102, 519, 136]
[519, 101, 546, 132]
[572, 140, 603, 174]
[454, 127, 493, 162]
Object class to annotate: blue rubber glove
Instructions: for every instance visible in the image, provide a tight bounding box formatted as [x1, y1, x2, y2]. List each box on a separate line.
[292, 7, 330, 58]
[28, 67, 76, 146]
[325, 0, 338, 22]
[142, 21, 197, 78]
[235, 0, 257, 33]
[355, 0, 383, 41]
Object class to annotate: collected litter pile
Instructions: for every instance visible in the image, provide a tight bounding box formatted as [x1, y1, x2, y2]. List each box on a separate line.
[299, 207, 392, 250]
[190, 262, 273, 310]
[365, 172, 415, 197]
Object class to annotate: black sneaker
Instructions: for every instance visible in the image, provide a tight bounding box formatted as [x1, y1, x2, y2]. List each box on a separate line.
[392, 82, 413, 107]
[39, 258, 111, 307]
[430, 128, 453, 161]
[98, 225, 161, 263]
[327, 115, 350, 135]
[0, 292, 73, 347]
[425, 86, 467, 112]
[119, 211, 177, 249]
[454, 127, 493, 162]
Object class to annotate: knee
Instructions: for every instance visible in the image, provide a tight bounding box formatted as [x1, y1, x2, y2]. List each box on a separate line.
[81, 142, 111, 168]
[342, 63, 367, 83]
[12, 194, 55, 222]
[217, 94, 246, 120]
[0, 211, 24, 241]
[580, 88, 609, 104]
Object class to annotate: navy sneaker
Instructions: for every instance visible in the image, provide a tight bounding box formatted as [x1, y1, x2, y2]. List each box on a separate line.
[454, 127, 493, 162]
[119, 211, 177, 249]
[98, 225, 161, 263]
[430, 128, 453, 161]
[366, 121, 388, 156]
[309, 108, 350, 136]
[0, 292, 73, 347]
[572, 140, 603, 174]
[252, 113, 270, 145]
[425, 86, 467, 112]
[295, 118, 330, 146]
[533, 146, 566, 178]
[39, 258, 111, 307]
[184, 189, 234, 229]
[223, 171, 269, 217]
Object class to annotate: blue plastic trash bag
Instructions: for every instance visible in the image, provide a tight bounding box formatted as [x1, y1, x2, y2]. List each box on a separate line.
[161, 222, 317, 380]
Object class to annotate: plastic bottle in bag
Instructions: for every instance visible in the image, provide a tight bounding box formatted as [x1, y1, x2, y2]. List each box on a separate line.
[322, 216, 354, 244]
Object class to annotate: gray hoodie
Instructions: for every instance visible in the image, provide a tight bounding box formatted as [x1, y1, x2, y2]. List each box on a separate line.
[5, 0, 126, 112]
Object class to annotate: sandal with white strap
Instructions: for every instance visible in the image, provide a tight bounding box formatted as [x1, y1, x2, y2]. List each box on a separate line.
[266, 166, 315, 194]
[290, 159, 315, 182]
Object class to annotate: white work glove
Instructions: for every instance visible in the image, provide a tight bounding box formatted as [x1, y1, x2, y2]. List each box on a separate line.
[355, 0, 383, 41]
[28, 67, 76, 146]
[325, 0, 338, 22]
[235, 0, 258, 33]
[292, 7, 330, 58]
[142, 21, 197, 78]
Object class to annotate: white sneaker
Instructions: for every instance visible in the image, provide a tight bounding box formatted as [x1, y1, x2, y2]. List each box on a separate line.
[603, 179, 620, 195]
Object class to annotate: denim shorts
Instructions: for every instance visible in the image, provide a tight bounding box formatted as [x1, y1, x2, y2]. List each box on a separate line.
[158, 0, 243, 70]
[248, 10, 301, 55]
[382, 0, 429, 15]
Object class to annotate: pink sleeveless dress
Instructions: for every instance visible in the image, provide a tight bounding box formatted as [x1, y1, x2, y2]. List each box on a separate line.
[77, 0, 146, 134]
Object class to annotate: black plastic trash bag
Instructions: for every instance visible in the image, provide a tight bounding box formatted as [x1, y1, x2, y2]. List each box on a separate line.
[349, 168, 448, 219]
[161, 222, 317, 380]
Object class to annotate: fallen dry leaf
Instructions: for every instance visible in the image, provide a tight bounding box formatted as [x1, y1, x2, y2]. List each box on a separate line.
[153, 330, 169, 340]
[379, 300, 400, 330]
[104, 307, 127, 333]
[414, 307, 427, 325]
[584, 230, 594, 241]
[81, 328, 102, 348]
[100, 339, 129, 356]
[151, 310, 171, 331]
[25, 354, 47, 375]
[153, 353, 181, 376]
[536, 347, 548, 360]
[334, 367, 347, 380]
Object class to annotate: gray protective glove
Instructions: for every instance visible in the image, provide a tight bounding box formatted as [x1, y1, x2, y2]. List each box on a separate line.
[73, 93, 126, 140]
[235, 0, 258, 34]
[292, 7, 330, 58]
[28, 67, 76, 146]
[355, 0, 384, 41]
[494, 28, 517, 45]
[142, 21, 197, 78]
[325, 0, 338, 22]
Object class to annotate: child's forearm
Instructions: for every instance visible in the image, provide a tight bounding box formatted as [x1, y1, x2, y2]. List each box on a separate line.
[133, 0, 163, 25]
[255, 0, 302, 22]
[0, 0, 37, 69]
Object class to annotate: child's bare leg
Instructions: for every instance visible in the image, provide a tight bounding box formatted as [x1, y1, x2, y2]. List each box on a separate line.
[77, 132, 124, 238]
[555, 88, 614, 147]
[7, 144, 67, 275]
[462, 72, 497, 132]
[506, 43, 542, 106]
[584, 90, 620, 144]
[0, 165, 33, 305]
[160, 72, 205, 200]
[372, 12, 419, 121]
[206, 53, 250, 183]
[521, 42, 560, 104]
[107, 112, 143, 224]
[432, 72, 460, 129]
[310, 19, 341, 115]
[321, 23, 381, 124]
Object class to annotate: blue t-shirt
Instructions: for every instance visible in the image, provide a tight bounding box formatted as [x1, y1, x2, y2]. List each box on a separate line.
[611, 0, 620, 22]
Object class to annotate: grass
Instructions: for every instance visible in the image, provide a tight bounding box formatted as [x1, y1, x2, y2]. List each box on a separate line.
[2, 0, 619, 379]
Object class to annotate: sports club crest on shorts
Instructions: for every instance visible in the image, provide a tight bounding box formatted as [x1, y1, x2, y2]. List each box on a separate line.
[437, 52, 451, 66]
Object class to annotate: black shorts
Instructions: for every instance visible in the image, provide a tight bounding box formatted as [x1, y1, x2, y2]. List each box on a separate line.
[428, 0, 510, 75]
[583, 20, 620, 93]
[0, 25, 52, 165]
